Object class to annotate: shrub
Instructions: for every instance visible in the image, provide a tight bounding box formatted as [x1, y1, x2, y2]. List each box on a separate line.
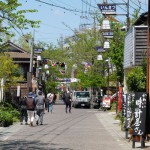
[110, 101, 116, 112]
[115, 110, 125, 131]
[0, 110, 13, 127]
[0, 102, 20, 127]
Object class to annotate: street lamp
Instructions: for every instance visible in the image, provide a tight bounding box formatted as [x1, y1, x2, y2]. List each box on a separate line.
[102, 19, 110, 30]
[97, 55, 103, 107]
[104, 41, 110, 49]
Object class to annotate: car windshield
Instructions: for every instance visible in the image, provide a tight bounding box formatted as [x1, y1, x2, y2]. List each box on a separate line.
[76, 92, 90, 98]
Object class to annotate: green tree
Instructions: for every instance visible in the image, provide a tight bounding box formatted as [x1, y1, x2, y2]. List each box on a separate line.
[107, 22, 126, 84]
[130, 9, 140, 25]
[0, 54, 23, 90]
[0, 0, 40, 43]
[42, 21, 106, 91]
[15, 33, 32, 52]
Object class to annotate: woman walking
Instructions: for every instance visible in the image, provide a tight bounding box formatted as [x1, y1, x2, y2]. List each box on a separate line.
[47, 93, 54, 113]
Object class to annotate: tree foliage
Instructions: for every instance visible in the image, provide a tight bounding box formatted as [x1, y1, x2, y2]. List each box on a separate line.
[126, 67, 146, 92]
[0, 54, 23, 89]
[0, 0, 40, 43]
[107, 22, 126, 84]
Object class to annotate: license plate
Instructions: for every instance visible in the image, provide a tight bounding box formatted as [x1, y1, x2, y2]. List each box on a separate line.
[81, 104, 85, 106]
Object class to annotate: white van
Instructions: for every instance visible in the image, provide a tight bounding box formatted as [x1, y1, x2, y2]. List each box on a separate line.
[72, 91, 91, 108]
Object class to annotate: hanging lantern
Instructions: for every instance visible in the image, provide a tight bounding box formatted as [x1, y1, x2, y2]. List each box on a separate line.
[37, 55, 42, 61]
[97, 55, 103, 60]
[102, 19, 110, 30]
[44, 64, 49, 69]
[104, 41, 110, 49]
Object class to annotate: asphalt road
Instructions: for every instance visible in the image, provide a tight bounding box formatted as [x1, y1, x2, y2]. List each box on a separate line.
[0, 105, 146, 150]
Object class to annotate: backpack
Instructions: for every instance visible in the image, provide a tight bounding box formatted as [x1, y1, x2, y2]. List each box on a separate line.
[20, 99, 27, 109]
[26, 97, 35, 110]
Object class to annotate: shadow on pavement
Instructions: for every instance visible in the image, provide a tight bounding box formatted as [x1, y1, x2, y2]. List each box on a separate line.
[0, 140, 73, 150]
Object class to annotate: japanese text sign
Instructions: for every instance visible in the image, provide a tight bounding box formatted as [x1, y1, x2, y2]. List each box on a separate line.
[97, 4, 116, 15]
[125, 94, 132, 129]
[133, 92, 147, 135]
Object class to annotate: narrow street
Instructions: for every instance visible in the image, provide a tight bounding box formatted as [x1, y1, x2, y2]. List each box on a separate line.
[0, 105, 146, 150]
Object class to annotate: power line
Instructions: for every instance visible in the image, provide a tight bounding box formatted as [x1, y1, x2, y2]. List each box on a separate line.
[81, 0, 97, 9]
[40, 22, 69, 31]
[35, 0, 87, 14]
[49, 0, 77, 9]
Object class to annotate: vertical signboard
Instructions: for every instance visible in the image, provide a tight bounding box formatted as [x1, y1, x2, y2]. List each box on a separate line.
[118, 86, 123, 111]
[17, 86, 21, 97]
[122, 94, 126, 117]
[133, 92, 147, 135]
[125, 94, 132, 129]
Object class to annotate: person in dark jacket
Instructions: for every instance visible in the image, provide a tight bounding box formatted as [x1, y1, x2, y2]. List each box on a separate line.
[35, 91, 45, 125]
[19, 96, 28, 125]
[63, 90, 72, 113]
[26, 93, 36, 126]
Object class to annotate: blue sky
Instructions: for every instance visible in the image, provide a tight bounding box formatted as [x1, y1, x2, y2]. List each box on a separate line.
[17, 0, 148, 46]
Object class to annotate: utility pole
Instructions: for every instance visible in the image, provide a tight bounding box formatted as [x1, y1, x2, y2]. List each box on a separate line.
[126, 0, 130, 31]
[27, 30, 35, 93]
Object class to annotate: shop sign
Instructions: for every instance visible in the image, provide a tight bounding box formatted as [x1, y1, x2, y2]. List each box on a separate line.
[95, 46, 105, 52]
[97, 4, 116, 15]
[103, 31, 114, 38]
[125, 94, 132, 129]
[133, 92, 147, 135]
[34, 48, 44, 54]
[122, 94, 126, 117]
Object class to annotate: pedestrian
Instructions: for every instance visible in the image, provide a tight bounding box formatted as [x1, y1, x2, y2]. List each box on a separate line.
[19, 96, 28, 125]
[35, 91, 45, 125]
[26, 92, 36, 126]
[63, 90, 72, 113]
[47, 93, 54, 113]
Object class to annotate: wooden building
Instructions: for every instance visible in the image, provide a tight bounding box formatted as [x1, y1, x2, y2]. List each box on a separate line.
[1, 41, 37, 102]
[123, 12, 148, 93]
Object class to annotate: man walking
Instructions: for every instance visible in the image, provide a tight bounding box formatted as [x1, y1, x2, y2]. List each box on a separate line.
[63, 90, 72, 113]
[35, 91, 45, 125]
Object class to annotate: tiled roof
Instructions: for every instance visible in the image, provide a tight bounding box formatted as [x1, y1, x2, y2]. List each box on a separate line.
[4, 52, 35, 59]
[134, 12, 147, 25]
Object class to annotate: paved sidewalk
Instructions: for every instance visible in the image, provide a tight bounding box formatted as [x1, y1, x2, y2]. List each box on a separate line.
[96, 111, 150, 149]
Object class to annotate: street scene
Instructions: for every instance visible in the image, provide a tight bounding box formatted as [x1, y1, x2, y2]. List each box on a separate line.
[0, 0, 150, 150]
